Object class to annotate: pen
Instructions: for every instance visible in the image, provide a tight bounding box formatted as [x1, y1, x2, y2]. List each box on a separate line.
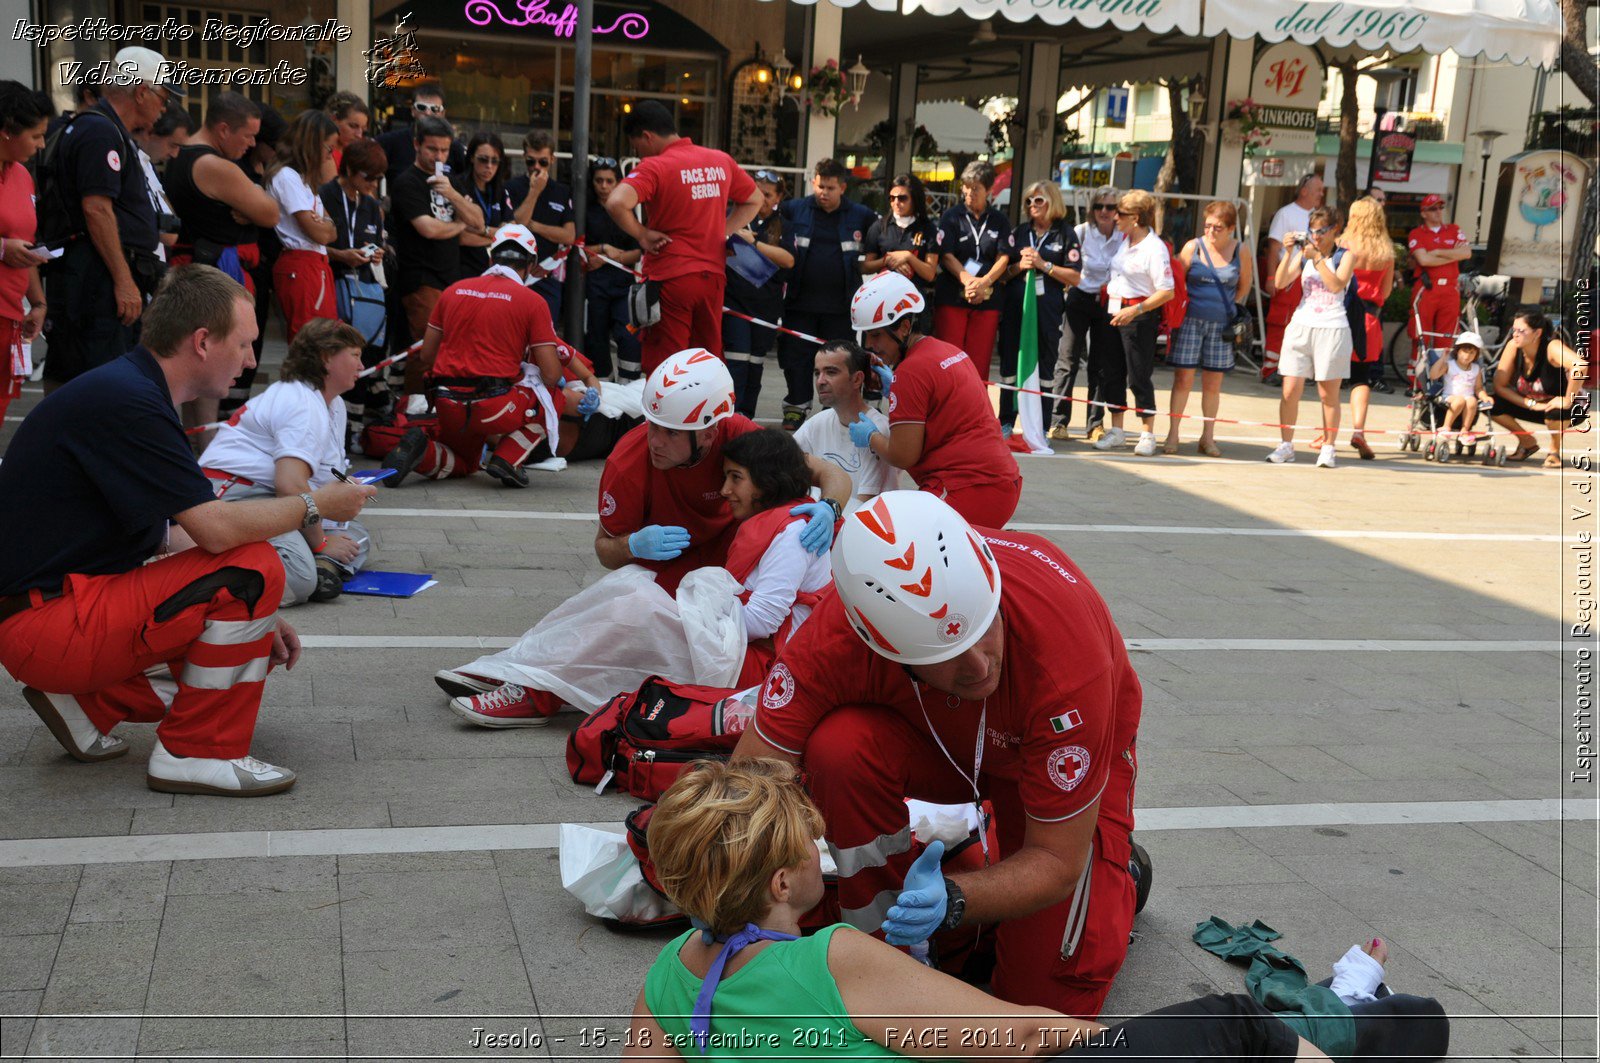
[329, 467, 356, 485]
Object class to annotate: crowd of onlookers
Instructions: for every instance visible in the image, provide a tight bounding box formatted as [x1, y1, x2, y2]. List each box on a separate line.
[0, 46, 1586, 478]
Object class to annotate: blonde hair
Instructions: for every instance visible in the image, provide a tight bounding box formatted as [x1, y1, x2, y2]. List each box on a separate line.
[1339, 197, 1395, 266]
[648, 759, 824, 937]
[1023, 181, 1066, 223]
[1118, 189, 1157, 230]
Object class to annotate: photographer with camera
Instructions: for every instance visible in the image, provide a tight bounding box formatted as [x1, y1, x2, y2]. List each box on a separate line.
[37, 47, 182, 391]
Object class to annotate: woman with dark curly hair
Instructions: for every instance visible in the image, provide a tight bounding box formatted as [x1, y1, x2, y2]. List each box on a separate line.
[0, 81, 52, 425]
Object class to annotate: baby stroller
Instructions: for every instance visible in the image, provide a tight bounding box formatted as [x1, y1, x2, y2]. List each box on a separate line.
[1396, 348, 1506, 465]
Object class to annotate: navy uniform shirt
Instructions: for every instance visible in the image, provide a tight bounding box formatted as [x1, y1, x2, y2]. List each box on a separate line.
[41, 100, 159, 253]
[863, 214, 937, 301]
[934, 204, 1010, 311]
[452, 174, 513, 277]
[0, 348, 215, 595]
[584, 198, 639, 298]
[1004, 220, 1081, 318]
[505, 174, 573, 297]
[319, 179, 385, 282]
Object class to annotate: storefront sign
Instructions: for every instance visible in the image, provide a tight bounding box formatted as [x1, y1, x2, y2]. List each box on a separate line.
[464, 0, 650, 39]
[1259, 157, 1285, 178]
[1268, 2, 1427, 48]
[1372, 131, 1416, 183]
[1486, 149, 1592, 279]
[1248, 41, 1323, 154]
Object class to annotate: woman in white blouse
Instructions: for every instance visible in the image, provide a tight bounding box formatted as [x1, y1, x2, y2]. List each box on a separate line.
[1096, 189, 1175, 456]
[268, 110, 340, 341]
[200, 319, 375, 605]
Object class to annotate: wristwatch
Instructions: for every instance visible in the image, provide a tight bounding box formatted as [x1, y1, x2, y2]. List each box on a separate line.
[299, 492, 321, 529]
[940, 877, 966, 931]
[822, 497, 843, 523]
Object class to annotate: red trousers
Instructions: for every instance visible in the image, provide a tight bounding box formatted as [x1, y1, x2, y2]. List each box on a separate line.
[272, 249, 338, 342]
[1409, 282, 1460, 355]
[1261, 280, 1302, 378]
[642, 271, 726, 377]
[416, 385, 556, 479]
[933, 305, 1001, 382]
[922, 474, 1022, 528]
[803, 705, 1137, 1017]
[0, 543, 285, 759]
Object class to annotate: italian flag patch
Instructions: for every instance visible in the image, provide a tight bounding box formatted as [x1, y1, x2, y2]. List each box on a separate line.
[1049, 709, 1082, 734]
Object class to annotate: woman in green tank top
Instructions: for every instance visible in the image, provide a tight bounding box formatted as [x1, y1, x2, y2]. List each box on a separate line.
[622, 760, 1335, 1062]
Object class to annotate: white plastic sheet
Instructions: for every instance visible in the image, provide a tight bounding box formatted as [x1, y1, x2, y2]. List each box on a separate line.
[463, 565, 746, 712]
[559, 823, 680, 923]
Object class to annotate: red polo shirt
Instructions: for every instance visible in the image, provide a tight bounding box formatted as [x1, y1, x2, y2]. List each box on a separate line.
[621, 138, 756, 281]
[888, 336, 1018, 492]
[427, 273, 559, 380]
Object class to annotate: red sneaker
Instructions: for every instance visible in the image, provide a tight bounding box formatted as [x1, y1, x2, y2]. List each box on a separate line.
[449, 684, 551, 728]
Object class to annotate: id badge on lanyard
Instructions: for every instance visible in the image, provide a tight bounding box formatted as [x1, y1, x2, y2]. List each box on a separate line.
[915, 685, 991, 865]
[963, 215, 989, 278]
[1031, 231, 1047, 297]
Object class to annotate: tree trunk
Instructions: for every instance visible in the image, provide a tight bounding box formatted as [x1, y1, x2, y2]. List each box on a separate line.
[1560, 0, 1598, 104]
[1334, 60, 1360, 209]
[1155, 77, 1205, 241]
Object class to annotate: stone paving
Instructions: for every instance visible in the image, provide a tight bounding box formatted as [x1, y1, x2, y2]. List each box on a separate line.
[0, 348, 1593, 1061]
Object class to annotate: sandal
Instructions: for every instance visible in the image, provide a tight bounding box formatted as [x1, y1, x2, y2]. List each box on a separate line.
[1544, 453, 1563, 469]
[1161, 437, 1180, 455]
[1509, 444, 1541, 462]
[1197, 439, 1222, 458]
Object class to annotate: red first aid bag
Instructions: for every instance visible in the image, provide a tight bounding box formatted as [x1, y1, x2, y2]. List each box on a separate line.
[566, 678, 760, 801]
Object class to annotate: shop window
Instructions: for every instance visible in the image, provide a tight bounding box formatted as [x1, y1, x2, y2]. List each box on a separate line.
[1134, 86, 1155, 116]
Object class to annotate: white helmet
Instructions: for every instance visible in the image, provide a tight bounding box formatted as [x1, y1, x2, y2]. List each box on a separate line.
[850, 271, 925, 333]
[489, 223, 539, 260]
[643, 348, 737, 430]
[831, 491, 1002, 665]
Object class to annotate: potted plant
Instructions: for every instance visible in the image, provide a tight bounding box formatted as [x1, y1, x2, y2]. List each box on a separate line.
[806, 60, 846, 118]
[1225, 97, 1273, 157]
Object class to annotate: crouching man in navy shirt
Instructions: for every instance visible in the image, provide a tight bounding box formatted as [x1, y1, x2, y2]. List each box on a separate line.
[0, 264, 375, 797]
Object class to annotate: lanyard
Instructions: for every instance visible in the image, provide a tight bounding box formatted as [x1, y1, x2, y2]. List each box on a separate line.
[341, 191, 360, 245]
[472, 183, 499, 225]
[964, 213, 990, 253]
[913, 683, 990, 864]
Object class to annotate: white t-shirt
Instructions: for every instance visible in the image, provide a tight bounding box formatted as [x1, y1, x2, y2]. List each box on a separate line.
[138, 149, 173, 264]
[792, 406, 898, 512]
[270, 168, 329, 254]
[1443, 359, 1483, 400]
[1269, 202, 1312, 245]
[200, 379, 348, 489]
[740, 521, 834, 639]
[1105, 233, 1173, 301]
[1073, 223, 1125, 295]
[1292, 254, 1351, 329]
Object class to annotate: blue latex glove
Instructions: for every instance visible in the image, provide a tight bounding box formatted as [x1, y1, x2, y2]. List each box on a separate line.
[577, 387, 601, 420]
[629, 525, 691, 561]
[848, 411, 881, 448]
[872, 362, 894, 393]
[881, 840, 947, 946]
[789, 501, 837, 556]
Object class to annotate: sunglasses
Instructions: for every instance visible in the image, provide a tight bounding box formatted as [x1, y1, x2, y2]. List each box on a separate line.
[413, 102, 445, 115]
[1093, 203, 1118, 212]
[360, 171, 381, 182]
[888, 193, 910, 202]
[1116, 210, 1136, 217]
[1308, 226, 1332, 236]
[1511, 326, 1532, 336]
[592, 156, 618, 168]
[754, 169, 781, 183]
[1026, 195, 1048, 207]
[1421, 206, 1443, 212]
[529, 157, 551, 169]
[472, 155, 500, 166]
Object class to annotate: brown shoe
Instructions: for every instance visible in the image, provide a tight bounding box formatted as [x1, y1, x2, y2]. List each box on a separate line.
[1350, 434, 1375, 460]
[24, 687, 128, 762]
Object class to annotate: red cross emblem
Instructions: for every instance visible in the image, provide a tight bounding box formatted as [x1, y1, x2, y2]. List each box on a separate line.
[944, 621, 962, 638]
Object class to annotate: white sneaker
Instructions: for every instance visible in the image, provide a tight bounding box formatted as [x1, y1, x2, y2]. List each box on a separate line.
[1265, 441, 1297, 464]
[1133, 432, 1159, 457]
[23, 687, 128, 762]
[1092, 426, 1127, 451]
[1316, 444, 1338, 468]
[147, 740, 296, 797]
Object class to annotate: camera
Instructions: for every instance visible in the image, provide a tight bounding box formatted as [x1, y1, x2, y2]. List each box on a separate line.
[157, 211, 181, 236]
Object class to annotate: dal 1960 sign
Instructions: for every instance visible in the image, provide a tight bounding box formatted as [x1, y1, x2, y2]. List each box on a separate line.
[464, 0, 650, 38]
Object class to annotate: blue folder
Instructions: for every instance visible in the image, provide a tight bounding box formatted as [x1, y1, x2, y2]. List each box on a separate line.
[726, 236, 778, 288]
[341, 571, 435, 598]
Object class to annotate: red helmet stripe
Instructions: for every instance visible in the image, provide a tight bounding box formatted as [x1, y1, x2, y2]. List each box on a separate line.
[899, 567, 933, 598]
[857, 496, 896, 544]
[969, 533, 995, 591]
[884, 542, 916, 571]
[853, 607, 900, 655]
[930, 603, 949, 619]
[686, 399, 708, 423]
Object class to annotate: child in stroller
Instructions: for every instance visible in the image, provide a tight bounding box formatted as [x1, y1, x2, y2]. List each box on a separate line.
[1399, 332, 1502, 464]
